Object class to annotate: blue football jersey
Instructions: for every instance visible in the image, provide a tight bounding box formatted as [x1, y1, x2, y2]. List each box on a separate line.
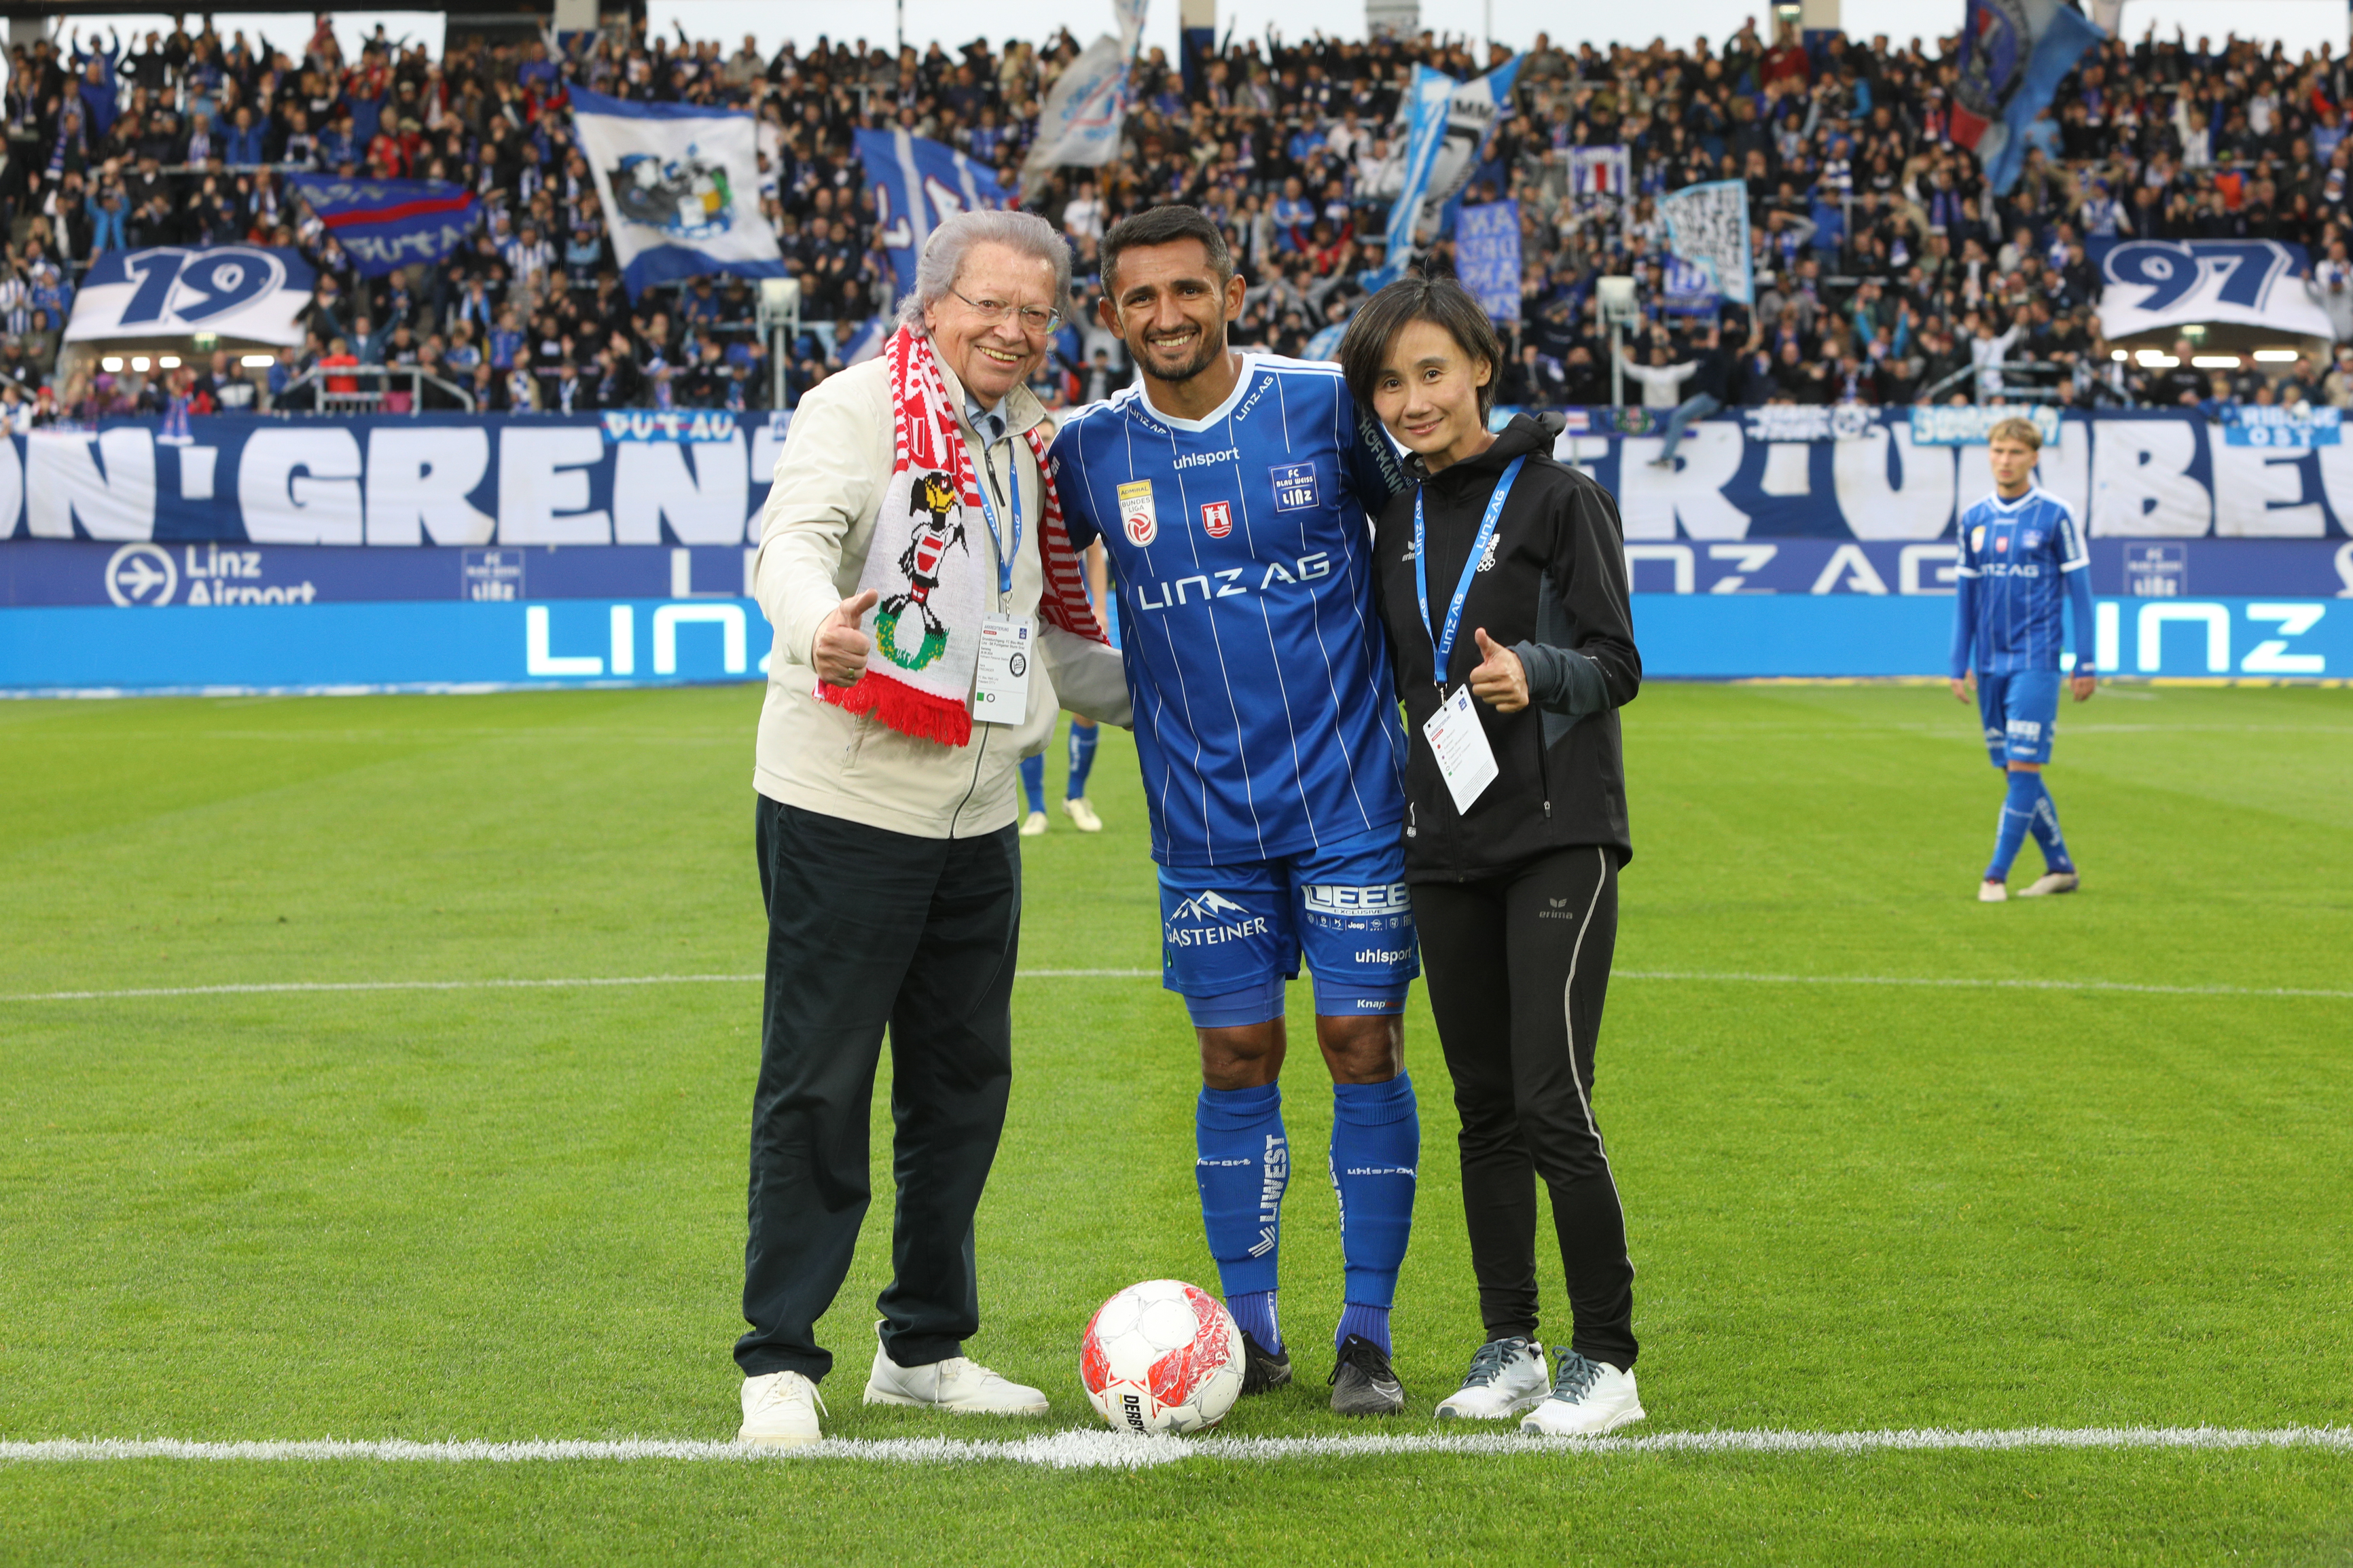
[1954, 487, 2089, 674]
[1049, 354, 1412, 868]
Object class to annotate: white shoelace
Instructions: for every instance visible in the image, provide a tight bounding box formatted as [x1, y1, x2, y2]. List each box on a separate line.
[759, 1374, 827, 1419]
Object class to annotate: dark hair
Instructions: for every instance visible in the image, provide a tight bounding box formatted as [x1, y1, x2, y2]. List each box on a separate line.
[1337, 274, 1504, 422]
[1098, 204, 1235, 297]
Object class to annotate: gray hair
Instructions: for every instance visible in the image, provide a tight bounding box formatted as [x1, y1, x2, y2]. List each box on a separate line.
[893, 208, 1073, 335]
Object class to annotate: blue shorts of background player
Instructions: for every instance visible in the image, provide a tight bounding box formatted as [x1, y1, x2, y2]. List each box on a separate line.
[1977, 669, 2059, 767]
[1159, 822, 1422, 1385]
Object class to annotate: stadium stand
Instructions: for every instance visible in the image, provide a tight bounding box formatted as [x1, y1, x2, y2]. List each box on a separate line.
[5, 14, 2353, 426]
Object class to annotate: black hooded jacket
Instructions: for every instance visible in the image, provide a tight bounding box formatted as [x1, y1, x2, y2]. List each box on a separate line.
[1371, 414, 1640, 880]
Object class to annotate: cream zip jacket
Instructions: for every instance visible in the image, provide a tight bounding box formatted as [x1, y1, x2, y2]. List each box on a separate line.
[751, 352, 1132, 839]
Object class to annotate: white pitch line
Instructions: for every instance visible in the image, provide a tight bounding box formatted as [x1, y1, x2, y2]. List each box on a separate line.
[1, 1427, 2346, 1472]
[0, 972, 1158, 1002]
[1613, 971, 2353, 1002]
[0, 975, 766, 1002]
[3, 970, 2344, 1004]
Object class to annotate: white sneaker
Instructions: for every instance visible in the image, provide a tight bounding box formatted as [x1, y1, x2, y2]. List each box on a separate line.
[738, 1370, 826, 1446]
[1520, 1353, 1644, 1437]
[1434, 1336, 1550, 1420]
[863, 1330, 1049, 1415]
[1978, 879, 2008, 903]
[1018, 809, 1049, 837]
[2017, 870, 2080, 897]
[1062, 797, 1103, 833]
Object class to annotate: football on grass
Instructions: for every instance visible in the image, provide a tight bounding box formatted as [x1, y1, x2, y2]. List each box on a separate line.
[1079, 1279, 1245, 1435]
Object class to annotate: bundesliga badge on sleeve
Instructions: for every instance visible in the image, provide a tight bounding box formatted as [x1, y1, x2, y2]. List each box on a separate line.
[1119, 479, 1158, 546]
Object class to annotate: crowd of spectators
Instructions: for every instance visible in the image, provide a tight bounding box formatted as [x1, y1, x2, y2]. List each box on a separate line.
[4, 10, 2353, 426]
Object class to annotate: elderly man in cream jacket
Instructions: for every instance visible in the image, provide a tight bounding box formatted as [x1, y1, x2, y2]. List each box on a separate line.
[735, 210, 1130, 1447]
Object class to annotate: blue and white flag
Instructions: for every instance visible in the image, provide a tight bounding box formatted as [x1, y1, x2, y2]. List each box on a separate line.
[1566, 145, 1630, 203]
[855, 128, 1014, 299]
[287, 175, 478, 278]
[570, 86, 785, 297]
[1454, 200, 1522, 323]
[2087, 238, 2335, 341]
[1370, 58, 1521, 290]
[63, 244, 317, 346]
[1952, 0, 2104, 195]
[1020, 35, 1132, 190]
[1660, 255, 1721, 316]
[838, 318, 891, 365]
[1301, 321, 1345, 363]
[1659, 179, 1753, 305]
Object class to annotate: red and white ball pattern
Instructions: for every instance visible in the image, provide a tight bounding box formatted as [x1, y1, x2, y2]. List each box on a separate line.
[1079, 1279, 1245, 1436]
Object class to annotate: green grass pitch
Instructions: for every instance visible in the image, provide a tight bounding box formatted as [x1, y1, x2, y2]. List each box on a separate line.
[1, 680, 2348, 1565]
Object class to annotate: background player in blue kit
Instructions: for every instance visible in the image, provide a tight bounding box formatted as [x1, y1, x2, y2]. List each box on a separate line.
[1952, 416, 2096, 903]
[1049, 206, 1420, 1415]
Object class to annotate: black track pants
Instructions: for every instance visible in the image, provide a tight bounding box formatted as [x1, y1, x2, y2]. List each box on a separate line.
[736, 796, 1022, 1383]
[1411, 845, 1637, 1369]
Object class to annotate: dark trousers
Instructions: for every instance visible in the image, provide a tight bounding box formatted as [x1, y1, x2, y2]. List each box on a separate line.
[1411, 845, 1638, 1370]
[736, 796, 1022, 1382]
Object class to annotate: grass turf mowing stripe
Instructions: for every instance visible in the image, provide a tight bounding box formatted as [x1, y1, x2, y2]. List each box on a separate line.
[3, 972, 2347, 1003]
[5, 1428, 2348, 1472]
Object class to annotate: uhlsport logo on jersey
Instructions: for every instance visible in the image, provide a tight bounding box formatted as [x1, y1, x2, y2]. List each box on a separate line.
[1119, 479, 1158, 545]
[1270, 462, 1319, 512]
[1164, 888, 1270, 948]
[1200, 500, 1234, 539]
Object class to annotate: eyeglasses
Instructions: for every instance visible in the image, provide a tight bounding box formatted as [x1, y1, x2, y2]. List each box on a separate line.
[951, 287, 1062, 335]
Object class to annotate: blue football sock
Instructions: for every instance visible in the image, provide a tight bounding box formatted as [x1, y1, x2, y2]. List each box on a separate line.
[1225, 1290, 1280, 1352]
[1065, 721, 1100, 800]
[1987, 769, 2040, 881]
[1196, 1084, 1287, 1343]
[2026, 776, 2074, 873]
[1018, 753, 1045, 815]
[1329, 1074, 1418, 1355]
[1335, 1301, 1391, 1355]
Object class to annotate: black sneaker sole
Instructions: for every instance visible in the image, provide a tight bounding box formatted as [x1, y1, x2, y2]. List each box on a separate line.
[1329, 1369, 1406, 1417]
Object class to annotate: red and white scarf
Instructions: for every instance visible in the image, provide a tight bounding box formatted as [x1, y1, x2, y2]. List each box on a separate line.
[818, 327, 1107, 747]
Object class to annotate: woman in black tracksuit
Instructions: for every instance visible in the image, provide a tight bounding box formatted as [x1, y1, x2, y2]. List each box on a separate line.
[1338, 276, 1645, 1437]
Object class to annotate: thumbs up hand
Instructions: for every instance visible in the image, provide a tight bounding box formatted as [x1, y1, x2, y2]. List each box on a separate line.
[814, 589, 879, 687]
[1467, 628, 1529, 713]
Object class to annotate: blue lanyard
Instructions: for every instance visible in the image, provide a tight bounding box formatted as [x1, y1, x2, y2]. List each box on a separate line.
[974, 444, 1021, 598]
[1414, 455, 1525, 691]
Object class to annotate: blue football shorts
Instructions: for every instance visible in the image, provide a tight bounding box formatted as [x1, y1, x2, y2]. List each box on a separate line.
[1977, 669, 2061, 767]
[1156, 823, 1420, 1029]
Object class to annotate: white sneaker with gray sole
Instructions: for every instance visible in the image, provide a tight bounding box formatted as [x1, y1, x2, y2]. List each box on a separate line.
[1520, 1351, 1644, 1437]
[863, 1326, 1049, 1415]
[1435, 1336, 1550, 1420]
[738, 1369, 826, 1446]
[1978, 879, 2008, 902]
[2017, 870, 2080, 897]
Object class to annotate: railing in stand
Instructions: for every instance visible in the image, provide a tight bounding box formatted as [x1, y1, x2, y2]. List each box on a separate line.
[1918, 359, 2081, 406]
[270, 363, 476, 414]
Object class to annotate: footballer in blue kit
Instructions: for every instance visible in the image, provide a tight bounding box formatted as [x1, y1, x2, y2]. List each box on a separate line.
[1951, 417, 2097, 902]
[1049, 206, 1420, 1414]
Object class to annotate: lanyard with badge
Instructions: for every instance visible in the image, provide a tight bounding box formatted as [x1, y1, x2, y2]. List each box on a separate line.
[1414, 455, 1525, 814]
[971, 431, 1032, 727]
